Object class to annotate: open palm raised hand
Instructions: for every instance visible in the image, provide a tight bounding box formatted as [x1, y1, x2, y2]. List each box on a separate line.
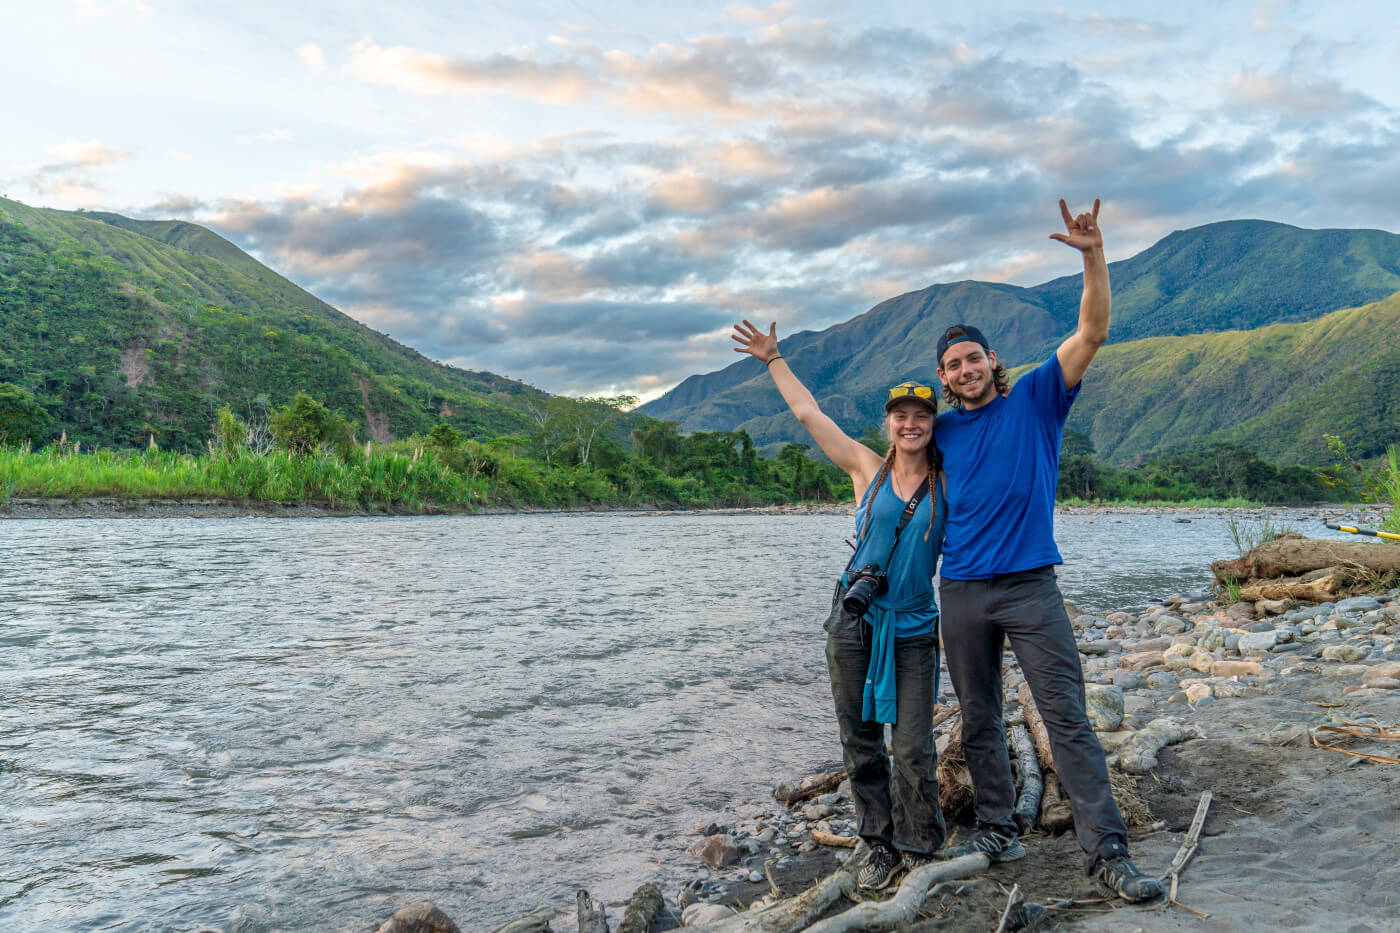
[1049, 198, 1102, 252]
[731, 319, 781, 363]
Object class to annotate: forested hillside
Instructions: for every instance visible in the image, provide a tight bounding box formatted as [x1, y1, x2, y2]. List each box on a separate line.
[0, 197, 541, 451]
[642, 220, 1400, 459]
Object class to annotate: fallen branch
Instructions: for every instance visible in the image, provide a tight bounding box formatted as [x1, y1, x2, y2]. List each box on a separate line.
[618, 883, 663, 933]
[577, 889, 609, 933]
[931, 702, 960, 732]
[1159, 788, 1212, 918]
[1017, 683, 1056, 774]
[774, 768, 847, 804]
[1311, 723, 1400, 764]
[799, 854, 991, 933]
[684, 869, 856, 933]
[994, 883, 1022, 933]
[488, 906, 555, 933]
[1009, 724, 1043, 833]
[811, 828, 858, 848]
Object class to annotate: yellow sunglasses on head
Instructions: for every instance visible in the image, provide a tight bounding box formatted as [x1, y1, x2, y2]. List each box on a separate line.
[887, 382, 935, 400]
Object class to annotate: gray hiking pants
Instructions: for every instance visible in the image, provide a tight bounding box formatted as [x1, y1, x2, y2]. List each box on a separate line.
[939, 566, 1127, 871]
[826, 627, 946, 856]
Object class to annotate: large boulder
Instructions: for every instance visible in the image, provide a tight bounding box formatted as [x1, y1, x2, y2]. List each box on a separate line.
[1085, 685, 1125, 732]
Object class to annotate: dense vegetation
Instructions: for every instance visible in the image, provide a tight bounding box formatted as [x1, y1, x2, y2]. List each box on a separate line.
[0, 387, 852, 511]
[0, 198, 543, 452]
[1055, 431, 1349, 505]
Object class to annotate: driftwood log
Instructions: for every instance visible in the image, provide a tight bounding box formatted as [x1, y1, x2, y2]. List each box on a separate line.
[935, 716, 974, 817]
[1009, 723, 1043, 833]
[577, 889, 609, 933]
[684, 869, 856, 933]
[488, 905, 555, 933]
[1238, 572, 1341, 602]
[618, 883, 663, 933]
[773, 767, 847, 804]
[800, 854, 990, 933]
[1037, 772, 1073, 833]
[1016, 683, 1055, 774]
[811, 828, 858, 848]
[1211, 534, 1400, 582]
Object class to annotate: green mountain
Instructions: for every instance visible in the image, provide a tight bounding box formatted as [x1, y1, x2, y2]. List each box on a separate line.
[641, 220, 1400, 458]
[1060, 291, 1400, 465]
[0, 197, 542, 451]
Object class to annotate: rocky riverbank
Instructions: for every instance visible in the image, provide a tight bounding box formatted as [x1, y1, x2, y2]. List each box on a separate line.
[645, 585, 1400, 931]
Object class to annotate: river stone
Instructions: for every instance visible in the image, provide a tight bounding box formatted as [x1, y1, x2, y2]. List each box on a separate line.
[1113, 670, 1143, 690]
[1321, 644, 1370, 663]
[1190, 650, 1219, 673]
[1256, 598, 1292, 615]
[376, 903, 461, 933]
[1244, 620, 1276, 633]
[1336, 596, 1383, 613]
[1325, 664, 1369, 677]
[687, 834, 742, 867]
[1212, 660, 1262, 678]
[1362, 662, 1400, 685]
[1078, 640, 1113, 656]
[1121, 650, 1165, 671]
[1238, 631, 1280, 654]
[1271, 642, 1305, 654]
[1147, 671, 1178, 689]
[1106, 611, 1135, 625]
[1085, 685, 1125, 732]
[1213, 679, 1251, 698]
[1154, 616, 1190, 635]
[1225, 602, 1257, 622]
[1184, 683, 1213, 704]
[1199, 627, 1227, 653]
[802, 801, 835, 821]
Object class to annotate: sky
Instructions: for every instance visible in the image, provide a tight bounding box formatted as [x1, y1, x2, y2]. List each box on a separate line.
[5, 1, 1399, 402]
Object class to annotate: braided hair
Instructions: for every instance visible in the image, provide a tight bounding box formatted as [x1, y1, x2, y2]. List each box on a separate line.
[857, 434, 942, 545]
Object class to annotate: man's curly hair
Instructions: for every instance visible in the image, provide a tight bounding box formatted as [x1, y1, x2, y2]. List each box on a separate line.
[939, 326, 1009, 409]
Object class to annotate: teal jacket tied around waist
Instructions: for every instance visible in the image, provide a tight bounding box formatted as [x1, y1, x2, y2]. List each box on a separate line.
[845, 471, 946, 725]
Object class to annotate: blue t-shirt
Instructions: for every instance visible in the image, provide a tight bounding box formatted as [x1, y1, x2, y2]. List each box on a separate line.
[849, 472, 944, 638]
[935, 354, 1078, 580]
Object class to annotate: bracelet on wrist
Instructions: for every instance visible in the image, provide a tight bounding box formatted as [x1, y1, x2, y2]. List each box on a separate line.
[766, 354, 783, 365]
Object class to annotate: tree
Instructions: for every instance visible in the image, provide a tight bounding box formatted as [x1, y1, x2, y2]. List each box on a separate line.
[269, 392, 355, 456]
[0, 382, 51, 446]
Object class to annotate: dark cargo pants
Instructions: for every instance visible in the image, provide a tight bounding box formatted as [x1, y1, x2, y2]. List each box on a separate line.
[939, 566, 1127, 871]
[826, 627, 946, 856]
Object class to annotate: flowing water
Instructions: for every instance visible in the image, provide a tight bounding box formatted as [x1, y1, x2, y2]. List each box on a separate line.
[0, 510, 1358, 930]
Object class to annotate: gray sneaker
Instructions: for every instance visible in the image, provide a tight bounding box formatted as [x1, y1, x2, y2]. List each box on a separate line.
[856, 843, 899, 890]
[1092, 850, 1165, 902]
[943, 827, 1026, 862]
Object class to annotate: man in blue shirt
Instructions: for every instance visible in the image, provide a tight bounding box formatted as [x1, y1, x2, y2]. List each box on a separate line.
[935, 200, 1163, 902]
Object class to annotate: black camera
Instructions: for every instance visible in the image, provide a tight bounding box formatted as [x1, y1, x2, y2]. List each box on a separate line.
[842, 562, 888, 616]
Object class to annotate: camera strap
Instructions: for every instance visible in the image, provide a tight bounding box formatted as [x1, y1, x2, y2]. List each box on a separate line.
[845, 476, 929, 576]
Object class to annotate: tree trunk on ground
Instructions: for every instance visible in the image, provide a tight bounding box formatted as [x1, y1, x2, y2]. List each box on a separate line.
[618, 883, 663, 933]
[1016, 683, 1056, 774]
[1009, 723, 1043, 833]
[1238, 574, 1342, 602]
[1211, 536, 1400, 582]
[799, 854, 991, 933]
[577, 889, 609, 933]
[684, 869, 856, 933]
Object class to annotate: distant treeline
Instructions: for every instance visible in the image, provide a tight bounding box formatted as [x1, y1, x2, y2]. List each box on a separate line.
[0, 385, 851, 510]
[1055, 429, 1347, 505]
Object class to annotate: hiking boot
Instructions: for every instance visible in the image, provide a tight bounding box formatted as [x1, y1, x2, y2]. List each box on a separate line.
[943, 827, 1026, 862]
[856, 843, 899, 890]
[1091, 848, 1165, 902]
[902, 850, 941, 871]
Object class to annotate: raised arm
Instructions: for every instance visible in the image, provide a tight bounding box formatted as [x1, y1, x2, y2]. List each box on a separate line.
[1051, 198, 1109, 390]
[731, 320, 883, 491]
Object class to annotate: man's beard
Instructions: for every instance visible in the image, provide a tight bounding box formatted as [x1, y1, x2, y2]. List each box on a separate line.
[949, 373, 996, 407]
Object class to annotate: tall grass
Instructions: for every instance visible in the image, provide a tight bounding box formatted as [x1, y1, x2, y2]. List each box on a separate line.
[1224, 513, 1285, 558]
[0, 445, 489, 510]
[1377, 445, 1400, 534]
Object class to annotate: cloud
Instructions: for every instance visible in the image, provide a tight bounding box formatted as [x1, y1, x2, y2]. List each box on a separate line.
[128, 8, 1398, 400]
[9, 139, 132, 205]
[296, 43, 327, 73]
[239, 128, 296, 144]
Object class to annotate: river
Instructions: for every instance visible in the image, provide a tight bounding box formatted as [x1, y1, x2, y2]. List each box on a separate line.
[0, 509, 1362, 930]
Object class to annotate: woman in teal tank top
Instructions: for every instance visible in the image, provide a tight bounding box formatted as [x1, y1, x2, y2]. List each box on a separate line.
[732, 319, 948, 892]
